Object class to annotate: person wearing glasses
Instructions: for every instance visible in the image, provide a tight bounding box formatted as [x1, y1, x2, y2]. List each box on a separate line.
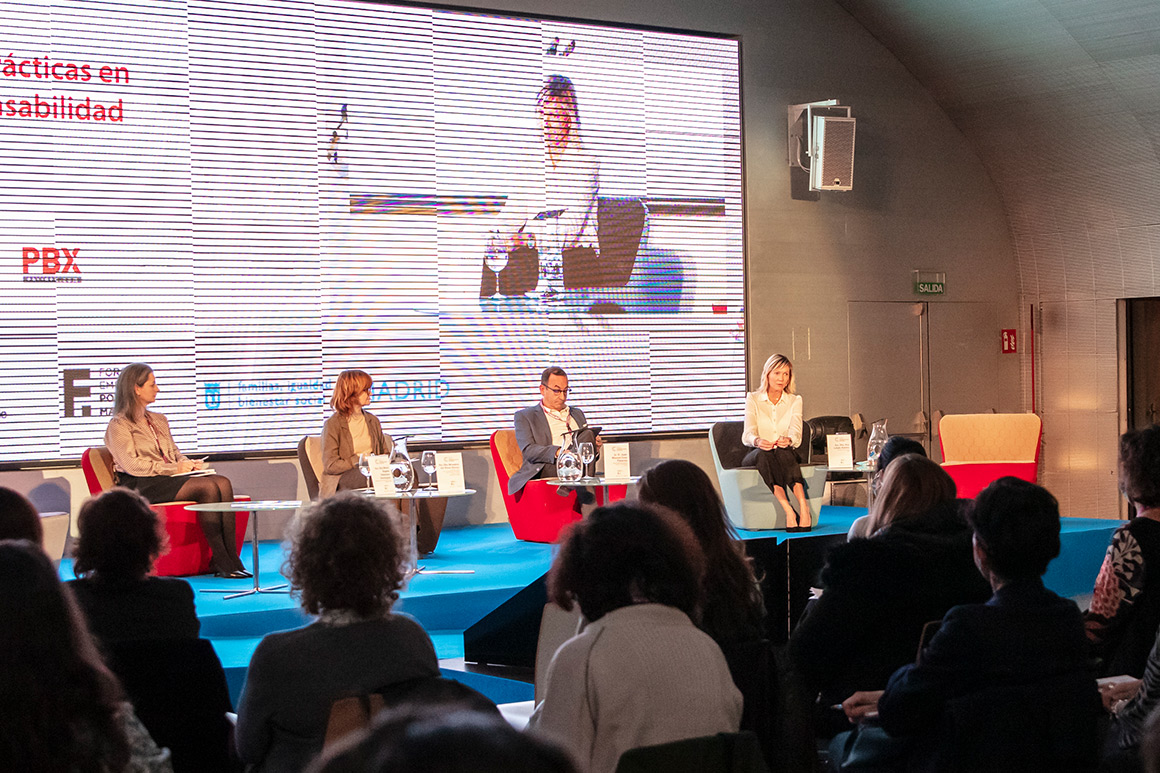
[509, 366, 602, 496]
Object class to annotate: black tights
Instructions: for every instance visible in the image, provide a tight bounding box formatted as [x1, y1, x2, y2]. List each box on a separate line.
[176, 474, 242, 573]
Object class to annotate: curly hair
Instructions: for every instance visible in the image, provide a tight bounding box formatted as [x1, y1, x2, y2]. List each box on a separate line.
[0, 539, 129, 771]
[637, 460, 764, 644]
[547, 502, 704, 623]
[286, 493, 405, 617]
[969, 477, 1060, 581]
[1120, 425, 1160, 510]
[0, 487, 42, 543]
[73, 489, 165, 582]
[330, 370, 372, 416]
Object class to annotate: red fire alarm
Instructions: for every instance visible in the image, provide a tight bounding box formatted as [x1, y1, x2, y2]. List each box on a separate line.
[1001, 329, 1017, 354]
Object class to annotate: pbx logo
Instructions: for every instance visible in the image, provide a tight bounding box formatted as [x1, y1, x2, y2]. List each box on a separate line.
[23, 247, 82, 283]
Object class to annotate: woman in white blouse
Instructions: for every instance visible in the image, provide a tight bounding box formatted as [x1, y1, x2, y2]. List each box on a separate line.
[742, 353, 813, 530]
[104, 363, 246, 577]
[319, 370, 392, 498]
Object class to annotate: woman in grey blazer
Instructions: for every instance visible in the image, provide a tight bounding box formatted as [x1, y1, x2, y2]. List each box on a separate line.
[320, 370, 392, 498]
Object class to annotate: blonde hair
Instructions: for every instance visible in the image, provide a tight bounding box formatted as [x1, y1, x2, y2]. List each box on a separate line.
[330, 370, 372, 415]
[867, 454, 957, 534]
[758, 354, 795, 395]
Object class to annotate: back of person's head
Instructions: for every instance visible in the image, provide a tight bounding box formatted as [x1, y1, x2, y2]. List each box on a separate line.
[637, 460, 762, 642]
[867, 453, 957, 533]
[74, 488, 165, 582]
[287, 492, 405, 617]
[1119, 425, 1160, 510]
[0, 539, 128, 770]
[309, 705, 577, 773]
[0, 487, 42, 543]
[547, 502, 704, 622]
[876, 437, 927, 473]
[638, 459, 736, 553]
[969, 477, 1060, 581]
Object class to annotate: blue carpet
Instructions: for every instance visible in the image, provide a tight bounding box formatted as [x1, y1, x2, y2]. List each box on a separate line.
[58, 509, 1116, 706]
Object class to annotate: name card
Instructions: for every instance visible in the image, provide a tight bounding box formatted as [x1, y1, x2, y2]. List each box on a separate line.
[368, 454, 396, 497]
[603, 443, 631, 480]
[436, 452, 466, 493]
[826, 433, 855, 471]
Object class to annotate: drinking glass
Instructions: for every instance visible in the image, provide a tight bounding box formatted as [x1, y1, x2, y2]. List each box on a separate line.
[357, 452, 372, 489]
[578, 442, 595, 478]
[421, 450, 437, 490]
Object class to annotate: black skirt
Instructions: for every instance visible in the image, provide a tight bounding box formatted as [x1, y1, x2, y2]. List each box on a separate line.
[742, 446, 806, 492]
[116, 473, 186, 504]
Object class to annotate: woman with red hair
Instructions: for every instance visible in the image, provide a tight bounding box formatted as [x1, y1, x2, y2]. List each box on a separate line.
[320, 370, 392, 498]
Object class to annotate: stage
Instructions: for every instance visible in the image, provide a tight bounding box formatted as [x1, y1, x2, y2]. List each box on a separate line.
[59, 506, 1117, 706]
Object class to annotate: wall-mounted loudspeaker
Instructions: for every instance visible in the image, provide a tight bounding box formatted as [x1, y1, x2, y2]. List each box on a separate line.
[810, 116, 855, 192]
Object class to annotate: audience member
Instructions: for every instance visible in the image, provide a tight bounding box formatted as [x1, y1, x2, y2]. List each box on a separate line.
[67, 489, 200, 645]
[1086, 425, 1160, 677]
[637, 459, 764, 645]
[838, 478, 1101, 771]
[309, 705, 577, 773]
[0, 486, 42, 543]
[847, 436, 927, 540]
[0, 538, 173, 772]
[789, 454, 990, 706]
[235, 493, 439, 773]
[527, 502, 742, 773]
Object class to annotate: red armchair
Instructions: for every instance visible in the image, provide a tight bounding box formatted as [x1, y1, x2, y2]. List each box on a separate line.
[490, 430, 626, 543]
[938, 413, 1042, 499]
[81, 447, 249, 577]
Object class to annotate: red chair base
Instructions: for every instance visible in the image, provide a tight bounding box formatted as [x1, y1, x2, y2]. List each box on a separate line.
[942, 462, 1037, 500]
[153, 500, 251, 577]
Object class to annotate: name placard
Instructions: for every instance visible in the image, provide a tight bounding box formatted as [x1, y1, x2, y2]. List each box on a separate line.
[436, 452, 466, 493]
[826, 433, 855, 471]
[603, 443, 632, 480]
[368, 454, 397, 497]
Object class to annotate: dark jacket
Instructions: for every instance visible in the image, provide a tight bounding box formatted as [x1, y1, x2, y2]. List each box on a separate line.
[68, 576, 200, 645]
[878, 578, 1101, 772]
[788, 501, 992, 700]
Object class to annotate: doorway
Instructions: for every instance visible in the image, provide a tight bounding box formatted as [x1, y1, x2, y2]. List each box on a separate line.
[1124, 298, 1160, 430]
[847, 301, 1001, 461]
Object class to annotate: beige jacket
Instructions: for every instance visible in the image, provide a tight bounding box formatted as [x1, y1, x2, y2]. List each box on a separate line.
[105, 411, 190, 477]
[319, 410, 391, 498]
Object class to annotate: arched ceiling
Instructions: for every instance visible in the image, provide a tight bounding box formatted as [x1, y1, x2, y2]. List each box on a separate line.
[834, 0, 1160, 302]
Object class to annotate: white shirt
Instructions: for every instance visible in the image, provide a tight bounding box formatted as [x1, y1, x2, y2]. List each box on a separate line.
[742, 390, 803, 448]
[542, 404, 577, 449]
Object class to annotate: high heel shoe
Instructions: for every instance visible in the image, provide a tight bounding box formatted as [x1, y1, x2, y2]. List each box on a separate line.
[214, 569, 248, 579]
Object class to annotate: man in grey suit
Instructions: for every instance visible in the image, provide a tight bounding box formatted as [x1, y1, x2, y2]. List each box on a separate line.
[509, 366, 602, 496]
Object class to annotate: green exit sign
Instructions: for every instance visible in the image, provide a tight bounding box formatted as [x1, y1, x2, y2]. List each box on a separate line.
[912, 270, 946, 295]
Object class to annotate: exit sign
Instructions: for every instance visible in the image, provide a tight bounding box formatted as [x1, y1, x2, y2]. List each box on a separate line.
[912, 269, 946, 296]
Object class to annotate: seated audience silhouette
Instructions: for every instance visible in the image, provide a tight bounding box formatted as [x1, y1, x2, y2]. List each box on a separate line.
[847, 436, 928, 540]
[1086, 425, 1160, 677]
[0, 538, 172, 772]
[67, 488, 200, 644]
[789, 454, 990, 707]
[0, 486, 42, 542]
[637, 459, 765, 646]
[837, 477, 1101, 771]
[235, 492, 439, 773]
[310, 704, 577, 773]
[527, 502, 742, 773]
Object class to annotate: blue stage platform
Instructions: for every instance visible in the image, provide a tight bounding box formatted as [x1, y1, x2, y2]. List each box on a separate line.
[58, 507, 1118, 706]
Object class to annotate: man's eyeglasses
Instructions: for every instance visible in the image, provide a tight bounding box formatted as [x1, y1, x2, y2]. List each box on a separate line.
[544, 386, 571, 395]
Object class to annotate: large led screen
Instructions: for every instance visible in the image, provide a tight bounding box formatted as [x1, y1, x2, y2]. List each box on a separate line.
[0, 0, 745, 461]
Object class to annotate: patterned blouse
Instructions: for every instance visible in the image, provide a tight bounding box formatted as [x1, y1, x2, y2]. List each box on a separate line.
[1084, 517, 1160, 677]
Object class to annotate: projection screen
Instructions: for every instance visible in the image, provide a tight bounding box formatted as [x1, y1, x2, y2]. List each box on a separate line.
[0, 0, 745, 461]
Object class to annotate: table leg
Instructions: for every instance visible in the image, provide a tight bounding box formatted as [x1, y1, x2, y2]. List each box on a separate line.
[201, 509, 288, 600]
